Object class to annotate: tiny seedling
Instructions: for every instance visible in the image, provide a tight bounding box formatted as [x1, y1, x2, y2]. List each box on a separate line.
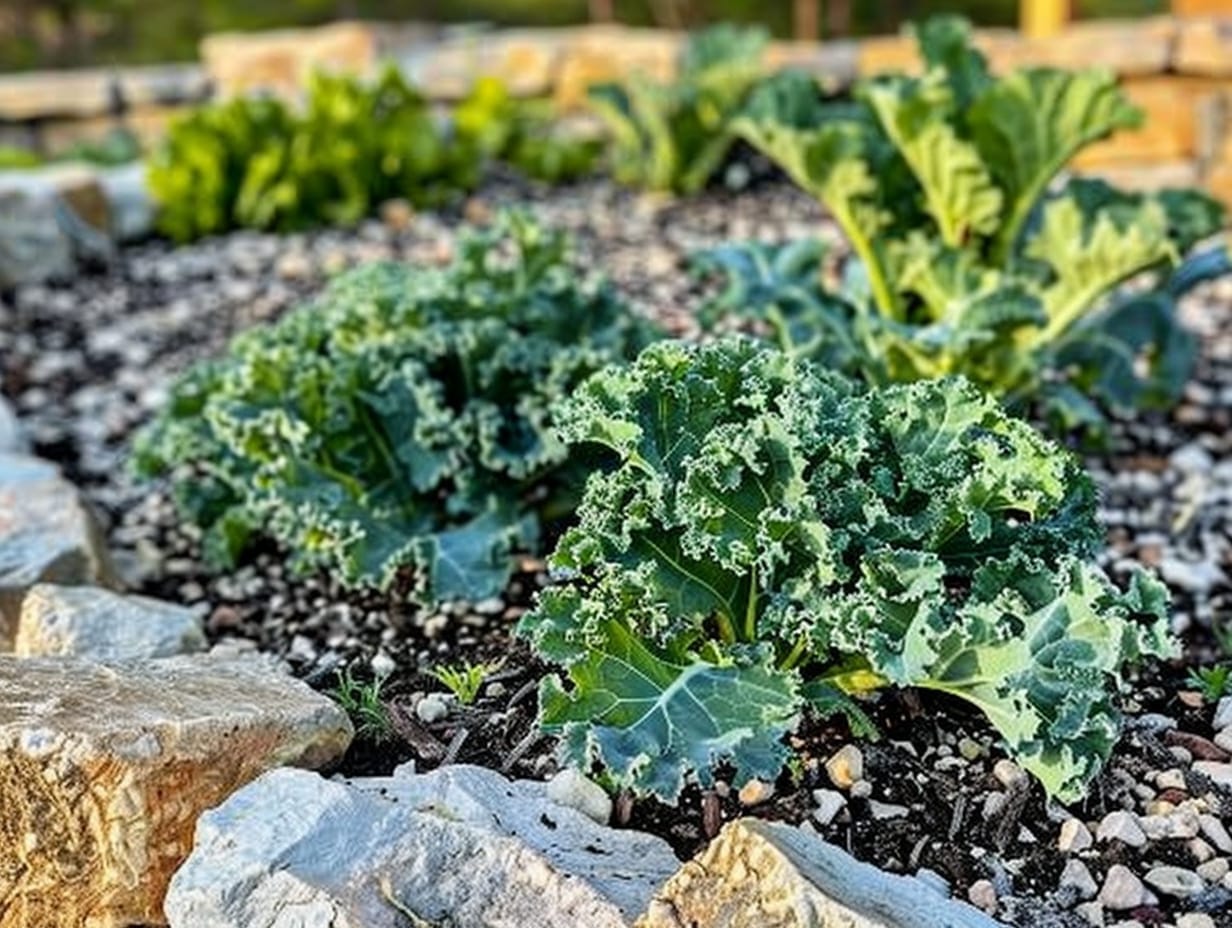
[1186, 665, 1232, 702]
[428, 660, 501, 706]
[332, 668, 393, 742]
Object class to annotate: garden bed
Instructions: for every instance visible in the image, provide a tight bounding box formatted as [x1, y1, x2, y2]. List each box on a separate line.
[4, 173, 1232, 927]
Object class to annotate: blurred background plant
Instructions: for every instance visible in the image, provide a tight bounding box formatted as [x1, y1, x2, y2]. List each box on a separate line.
[0, 0, 1168, 72]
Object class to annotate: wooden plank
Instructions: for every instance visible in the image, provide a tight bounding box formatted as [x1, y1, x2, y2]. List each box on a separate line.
[1020, 0, 1073, 38]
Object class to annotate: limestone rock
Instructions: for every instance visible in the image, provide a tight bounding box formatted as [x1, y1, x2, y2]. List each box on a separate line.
[0, 453, 115, 648]
[547, 766, 614, 824]
[0, 397, 25, 454]
[0, 654, 351, 928]
[165, 763, 678, 928]
[201, 21, 378, 99]
[15, 583, 205, 660]
[636, 818, 1004, 928]
[1176, 16, 1232, 76]
[0, 68, 116, 120]
[97, 162, 154, 242]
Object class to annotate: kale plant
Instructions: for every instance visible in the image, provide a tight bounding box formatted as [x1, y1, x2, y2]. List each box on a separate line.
[518, 338, 1173, 803]
[712, 16, 1227, 440]
[149, 67, 480, 241]
[587, 24, 773, 194]
[133, 213, 657, 604]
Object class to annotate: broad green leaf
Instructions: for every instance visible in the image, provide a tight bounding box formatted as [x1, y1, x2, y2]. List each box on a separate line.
[863, 76, 1002, 248]
[967, 68, 1142, 262]
[538, 618, 800, 802]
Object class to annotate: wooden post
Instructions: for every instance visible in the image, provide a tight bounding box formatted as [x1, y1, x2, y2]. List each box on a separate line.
[794, 0, 820, 41]
[1020, 0, 1072, 39]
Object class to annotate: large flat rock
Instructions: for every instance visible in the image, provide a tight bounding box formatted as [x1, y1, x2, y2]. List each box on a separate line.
[16, 583, 205, 660]
[165, 763, 680, 928]
[638, 818, 1005, 928]
[0, 654, 353, 928]
[0, 453, 115, 647]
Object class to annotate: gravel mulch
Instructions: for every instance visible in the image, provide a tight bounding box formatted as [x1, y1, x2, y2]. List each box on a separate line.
[3, 173, 1232, 927]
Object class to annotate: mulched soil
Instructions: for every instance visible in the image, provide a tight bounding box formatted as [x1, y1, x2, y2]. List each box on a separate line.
[3, 170, 1232, 927]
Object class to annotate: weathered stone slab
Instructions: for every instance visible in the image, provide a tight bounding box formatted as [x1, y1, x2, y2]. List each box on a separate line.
[1072, 75, 1219, 167]
[404, 27, 573, 99]
[637, 818, 1005, 928]
[0, 453, 115, 647]
[165, 763, 679, 928]
[115, 63, 212, 107]
[766, 39, 858, 89]
[0, 68, 117, 120]
[0, 654, 352, 928]
[201, 21, 378, 98]
[554, 25, 683, 110]
[15, 583, 205, 660]
[0, 398, 25, 454]
[97, 162, 155, 242]
[1176, 16, 1232, 76]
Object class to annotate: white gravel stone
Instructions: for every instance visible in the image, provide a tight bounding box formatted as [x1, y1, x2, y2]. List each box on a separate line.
[811, 789, 846, 826]
[825, 744, 863, 790]
[992, 759, 1027, 791]
[1176, 915, 1216, 928]
[1196, 858, 1229, 883]
[849, 778, 873, 799]
[1199, 814, 1232, 853]
[1214, 727, 1232, 752]
[1143, 865, 1205, 898]
[1074, 901, 1104, 926]
[869, 800, 909, 820]
[1096, 810, 1147, 848]
[1194, 760, 1232, 786]
[1213, 696, 1232, 732]
[415, 694, 449, 723]
[1059, 859, 1099, 900]
[1170, 442, 1214, 475]
[1097, 864, 1151, 911]
[547, 768, 613, 825]
[1154, 768, 1187, 791]
[1139, 810, 1201, 840]
[1058, 818, 1094, 853]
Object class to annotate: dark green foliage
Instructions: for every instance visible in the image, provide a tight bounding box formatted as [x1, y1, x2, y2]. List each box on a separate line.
[587, 24, 799, 194]
[721, 15, 1227, 442]
[148, 67, 478, 241]
[133, 213, 657, 603]
[519, 338, 1173, 803]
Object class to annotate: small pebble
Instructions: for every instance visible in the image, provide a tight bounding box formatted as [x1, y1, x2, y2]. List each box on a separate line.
[1194, 760, 1232, 786]
[415, 694, 449, 724]
[957, 737, 985, 761]
[1143, 864, 1205, 898]
[1058, 818, 1093, 853]
[1213, 696, 1232, 732]
[1196, 858, 1229, 883]
[869, 800, 908, 820]
[546, 768, 612, 825]
[1198, 814, 1232, 853]
[1176, 915, 1216, 928]
[1096, 810, 1147, 848]
[825, 744, 863, 790]
[1074, 900, 1104, 927]
[811, 789, 846, 826]
[737, 778, 775, 807]
[849, 779, 873, 799]
[967, 878, 997, 913]
[992, 759, 1027, 791]
[1060, 859, 1099, 900]
[1139, 810, 1200, 841]
[1098, 864, 1151, 910]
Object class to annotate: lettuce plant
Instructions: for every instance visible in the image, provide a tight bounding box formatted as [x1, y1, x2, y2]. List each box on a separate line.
[587, 24, 772, 194]
[453, 77, 602, 184]
[518, 338, 1172, 803]
[715, 16, 1227, 440]
[149, 67, 479, 241]
[133, 213, 657, 603]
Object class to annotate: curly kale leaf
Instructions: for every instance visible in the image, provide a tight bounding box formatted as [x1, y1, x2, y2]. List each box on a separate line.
[730, 14, 1226, 442]
[520, 339, 1172, 803]
[134, 213, 656, 605]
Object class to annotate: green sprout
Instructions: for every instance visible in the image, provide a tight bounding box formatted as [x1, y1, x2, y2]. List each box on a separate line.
[1186, 665, 1232, 703]
[332, 667, 393, 741]
[427, 660, 501, 706]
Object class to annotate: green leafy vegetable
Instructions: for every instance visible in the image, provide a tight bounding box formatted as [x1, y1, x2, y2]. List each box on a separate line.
[587, 24, 787, 194]
[133, 213, 657, 604]
[519, 338, 1172, 803]
[722, 15, 1226, 441]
